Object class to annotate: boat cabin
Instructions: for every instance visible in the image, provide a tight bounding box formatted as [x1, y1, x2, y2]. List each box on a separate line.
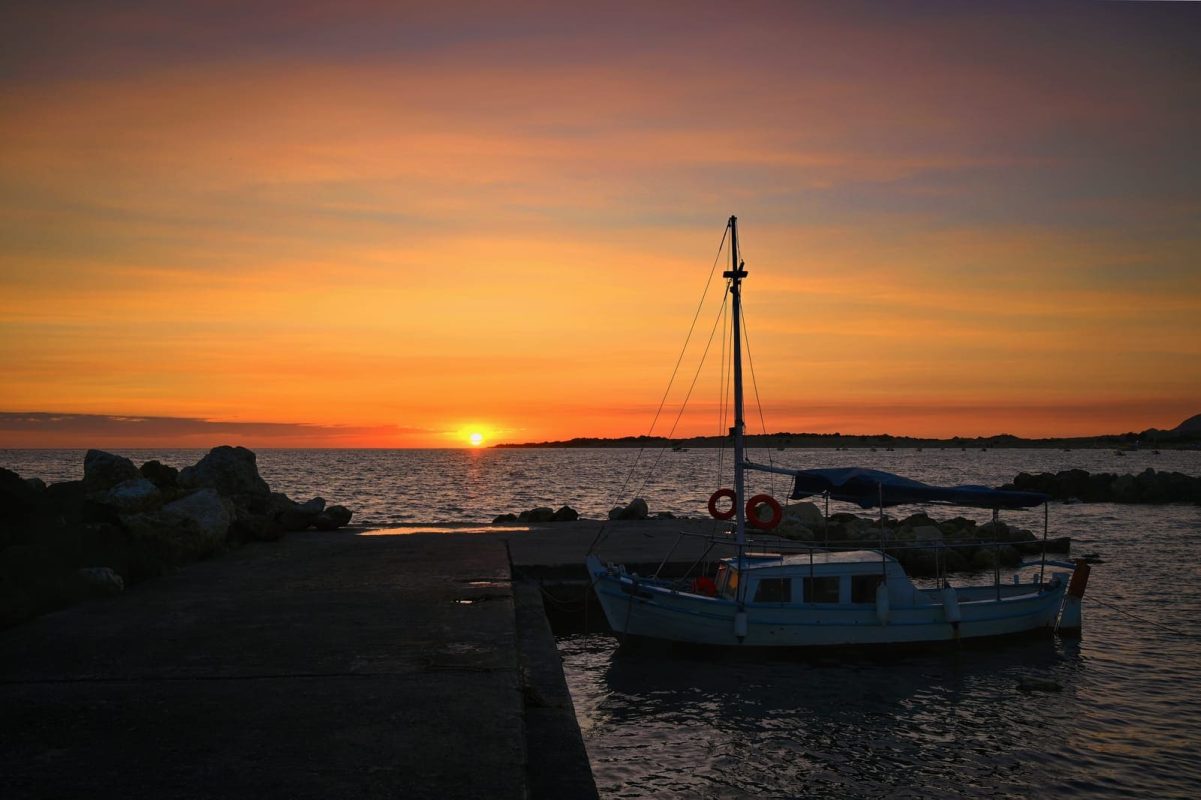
[714, 551, 923, 607]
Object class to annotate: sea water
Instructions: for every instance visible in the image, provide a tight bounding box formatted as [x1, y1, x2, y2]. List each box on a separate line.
[3, 447, 1200, 797]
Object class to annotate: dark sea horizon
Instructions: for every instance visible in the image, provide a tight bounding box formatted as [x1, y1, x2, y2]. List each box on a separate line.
[3, 446, 1200, 797]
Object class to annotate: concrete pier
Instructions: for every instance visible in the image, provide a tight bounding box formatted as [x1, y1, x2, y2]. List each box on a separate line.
[0, 528, 598, 800]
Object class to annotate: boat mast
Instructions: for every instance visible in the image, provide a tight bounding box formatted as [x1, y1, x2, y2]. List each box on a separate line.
[725, 215, 749, 547]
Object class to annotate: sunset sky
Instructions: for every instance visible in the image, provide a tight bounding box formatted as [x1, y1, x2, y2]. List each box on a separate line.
[1, 1, 1199, 448]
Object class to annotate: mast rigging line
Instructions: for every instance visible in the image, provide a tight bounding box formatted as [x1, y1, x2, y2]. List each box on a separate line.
[589, 222, 730, 557]
[738, 306, 777, 499]
[608, 223, 730, 509]
[629, 286, 730, 501]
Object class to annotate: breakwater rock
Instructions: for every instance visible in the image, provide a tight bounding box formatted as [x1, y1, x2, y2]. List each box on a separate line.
[1003, 468, 1201, 504]
[774, 502, 1067, 578]
[0, 446, 355, 628]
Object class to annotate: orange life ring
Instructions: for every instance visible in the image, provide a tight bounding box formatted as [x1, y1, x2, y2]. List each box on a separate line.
[708, 488, 737, 520]
[746, 494, 782, 530]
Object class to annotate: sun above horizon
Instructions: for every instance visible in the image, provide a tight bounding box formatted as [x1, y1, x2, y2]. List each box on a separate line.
[469, 432, 484, 447]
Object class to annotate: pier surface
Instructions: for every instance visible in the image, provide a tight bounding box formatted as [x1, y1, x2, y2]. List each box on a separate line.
[0, 527, 599, 800]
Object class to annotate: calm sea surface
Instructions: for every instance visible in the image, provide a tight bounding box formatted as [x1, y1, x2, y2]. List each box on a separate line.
[3, 446, 1201, 797]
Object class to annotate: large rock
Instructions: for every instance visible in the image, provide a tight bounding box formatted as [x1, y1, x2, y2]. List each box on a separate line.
[92, 478, 162, 513]
[140, 460, 179, 489]
[178, 446, 270, 504]
[1, 467, 39, 515]
[552, 505, 579, 522]
[618, 498, 649, 520]
[83, 450, 140, 492]
[785, 501, 825, 529]
[518, 507, 556, 523]
[314, 505, 353, 531]
[77, 567, 125, 596]
[120, 488, 233, 562]
[277, 497, 325, 532]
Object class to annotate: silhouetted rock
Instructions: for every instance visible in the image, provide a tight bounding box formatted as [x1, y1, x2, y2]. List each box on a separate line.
[519, 507, 556, 523]
[314, 505, 353, 531]
[492, 513, 518, 524]
[139, 460, 179, 489]
[120, 488, 233, 562]
[551, 505, 579, 522]
[231, 508, 286, 542]
[92, 478, 162, 513]
[1, 467, 39, 516]
[83, 450, 140, 492]
[77, 567, 125, 595]
[618, 498, 649, 520]
[179, 446, 270, 505]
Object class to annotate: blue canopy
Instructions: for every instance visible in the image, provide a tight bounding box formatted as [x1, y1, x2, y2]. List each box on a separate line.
[788, 467, 1047, 510]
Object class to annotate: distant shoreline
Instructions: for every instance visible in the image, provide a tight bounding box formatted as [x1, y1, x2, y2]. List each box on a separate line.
[495, 430, 1201, 450]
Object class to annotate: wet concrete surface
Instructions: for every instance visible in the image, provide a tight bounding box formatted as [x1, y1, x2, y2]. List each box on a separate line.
[1, 531, 528, 799]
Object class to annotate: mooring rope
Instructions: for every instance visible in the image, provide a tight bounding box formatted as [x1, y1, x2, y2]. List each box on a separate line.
[1087, 595, 1201, 639]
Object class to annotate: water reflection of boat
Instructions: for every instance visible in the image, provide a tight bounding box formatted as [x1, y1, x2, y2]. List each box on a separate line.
[587, 216, 1091, 649]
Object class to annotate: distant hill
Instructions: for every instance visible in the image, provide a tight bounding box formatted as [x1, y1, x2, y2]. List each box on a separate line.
[496, 426, 1201, 449]
[1175, 414, 1201, 433]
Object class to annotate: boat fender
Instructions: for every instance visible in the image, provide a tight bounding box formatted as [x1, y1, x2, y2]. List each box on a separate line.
[734, 610, 748, 639]
[942, 586, 961, 624]
[1068, 561, 1091, 598]
[708, 488, 737, 520]
[875, 582, 890, 625]
[745, 494, 783, 530]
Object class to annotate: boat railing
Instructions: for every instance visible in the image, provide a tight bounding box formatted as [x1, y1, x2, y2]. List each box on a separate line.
[644, 526, 1069, 596]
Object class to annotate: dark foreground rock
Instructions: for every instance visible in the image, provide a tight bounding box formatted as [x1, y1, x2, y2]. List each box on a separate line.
[0, 447, 357, 629]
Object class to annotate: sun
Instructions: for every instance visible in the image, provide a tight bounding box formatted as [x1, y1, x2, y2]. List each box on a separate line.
[469, 432, 484, 447]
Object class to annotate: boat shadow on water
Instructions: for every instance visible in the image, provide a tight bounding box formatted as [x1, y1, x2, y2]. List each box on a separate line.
[562, 632, 1091, 796]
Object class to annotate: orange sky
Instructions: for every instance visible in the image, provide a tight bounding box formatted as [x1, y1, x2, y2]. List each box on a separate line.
[1, 1, 1199, 448]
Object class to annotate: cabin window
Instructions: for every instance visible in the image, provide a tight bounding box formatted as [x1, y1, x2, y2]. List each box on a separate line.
[851, 574, 884, 604]
[803, 576, 840, 604]
[753, 578, 791, 603]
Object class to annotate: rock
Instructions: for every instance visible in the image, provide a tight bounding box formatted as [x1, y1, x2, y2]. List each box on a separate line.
[1110, 474, 1139, 503]
[607, 507, 624, 521]
[83, 450, 140, 492]
[779, 524, 813, 541]
[139, 460, 179, 489]
[231, 508, 285, 542]
[518, 507, 556, 523]
[314, 505, 353, 531]
[1, 466, 39, 514]
[297, 497, 326, 515]
[786, 502, 826, 528]
[551, 505, 579, 522]
[178, 446, 270, 504]
[279, 509, 317, 532]
[654, 511, 676, 520]
[120, 488, 233, 562]
[492, 513, 518, 524]
[76, 567, 125, 595]
[910, 525, 943, 545]
[24, 477, 46, 492]
[92, 478, 162, 513]
[619, 498, 649, 520]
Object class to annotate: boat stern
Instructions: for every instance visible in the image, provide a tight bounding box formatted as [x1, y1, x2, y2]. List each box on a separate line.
[1056, 560, 1091, 635]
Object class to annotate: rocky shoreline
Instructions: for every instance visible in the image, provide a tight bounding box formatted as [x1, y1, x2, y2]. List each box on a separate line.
[1004, 468, 1201, 504]
[0, 446, 355, 628]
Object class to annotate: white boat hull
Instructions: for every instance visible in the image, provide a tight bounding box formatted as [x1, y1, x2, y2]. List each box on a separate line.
[587, 556, 1071, 648]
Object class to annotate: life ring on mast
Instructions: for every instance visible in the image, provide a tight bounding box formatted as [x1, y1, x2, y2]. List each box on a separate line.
[708, 489, 737, 520]
[746, 494, 783, 530]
